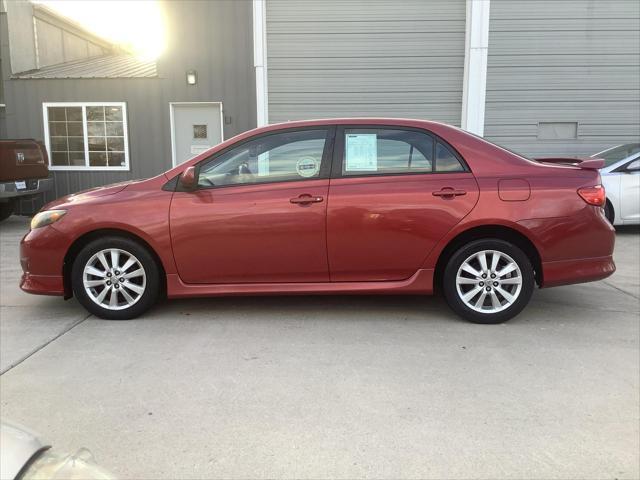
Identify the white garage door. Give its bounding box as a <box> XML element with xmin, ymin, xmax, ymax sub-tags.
<box><xmin>485</xmin><ymin>0</ymin><xmax>640</xmax><ymax>157</ymax></box>
<box><xmin>266</xmin><ymin>0</ymin><xmax>466</xmax><ymax>125</ymax></box>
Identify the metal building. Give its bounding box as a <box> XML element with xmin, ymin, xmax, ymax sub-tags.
<box><xmin>1</xmin><ymin>0</ymin><xmax>639</xmax><ymax>211</ymax></box>
<box><xmin>260</xmin><ymin>0</ymin><xmax>639</xmax><ymax>156</ymax></box>
<box><xmin>0</xmin><ymin>0</ymin><xmax>255</xmax><ymax>211</ymax></box>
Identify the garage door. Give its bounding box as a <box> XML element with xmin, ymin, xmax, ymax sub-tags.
<box><xmin>485</xmin><ymin>0</ymin><xmax>640</xmax><ymax>157</ymax></box>
<box><xmin>266</xmin><ymin>0</ymin><xmax>466</xmax><ymax>125</ymax></box>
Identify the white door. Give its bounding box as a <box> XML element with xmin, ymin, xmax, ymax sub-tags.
<box><xmin>171</xmin><ymin>103</ymin><xmax>223</xmax><ymax>165</ymax></box>
<box><xmin>620</xmin><ymin>158</ymin><xmax>640</xmax><ymax>222</ymax></box>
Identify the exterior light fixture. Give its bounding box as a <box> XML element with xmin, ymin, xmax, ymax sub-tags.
<box><xmin>186</xmin><ymin>70</ymin><xmax>197</xmax><ymax>85</ymax></box>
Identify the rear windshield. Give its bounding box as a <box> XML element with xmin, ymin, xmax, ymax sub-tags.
<box><xmin>461</xmin><ymin>129</ymin><xmax>533</xmax><ymax>161</ymax></box>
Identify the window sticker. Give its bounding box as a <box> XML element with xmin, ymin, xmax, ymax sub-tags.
<box><xmin>257</xmin><ymin>151</ymin><xmax>269</xmax><ymax>176</ymax></box>
<box><xmin>296</xmin><ymin>156</ymin><xmax>320</xmax><ymax>178</ymax></box>
<box><xmin>345</xmin><ymin>134</ymin><xmax>377</xmax><ymax>171</ymax></box>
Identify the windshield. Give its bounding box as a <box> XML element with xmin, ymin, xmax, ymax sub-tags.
<box><xmin>592</xmin><ymin>143</ymin><xmax>640</xmax><ymax>167</ymax></box>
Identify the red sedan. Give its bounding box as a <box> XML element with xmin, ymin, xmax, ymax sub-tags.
<box><xmin>20</xmin><ymin>119</ymin><xmax>615</xmax><ymax>323</ymax></box>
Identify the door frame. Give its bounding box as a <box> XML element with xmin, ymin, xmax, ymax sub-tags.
<box><xmin>169</xmin><ymin>101</ymin><xmax>224</xmax><ymax>167</ymax></box>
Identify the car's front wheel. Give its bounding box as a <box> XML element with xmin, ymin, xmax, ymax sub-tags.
<box><xmin>443</xmin><ymin>239</ymin><xmax>535</xmax><ymax>324</ymax></box>
<box><xmin>72</xmin><ymin>236</ymin><xmax>160</xmax><ymax>320</ymax></box>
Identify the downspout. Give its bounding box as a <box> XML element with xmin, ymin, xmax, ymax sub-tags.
<box><xmin>253</xmin><ymin>0</ymin><xmax>269</xmax><ymax>127</ymax></box>
<box><xmin>461</xmin><ymin>0</ymin><xmax>490</xmax><ymax>136</ymax></box>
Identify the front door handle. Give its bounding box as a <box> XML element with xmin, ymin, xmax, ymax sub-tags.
<box><xmin>433</xmin><ymin>188</ymin><xmax>467</xmax><ymax>198</ymax></box>
<box><xmin>290</xmin><ymin>194</ymin><xmax>324</xmax><ymax>205</ymax></box>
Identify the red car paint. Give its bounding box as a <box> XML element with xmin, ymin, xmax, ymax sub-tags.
<box><xmin>20</xmin><ymin>118</ymin><xmax>615</xmax><ymax>299</ymax></box>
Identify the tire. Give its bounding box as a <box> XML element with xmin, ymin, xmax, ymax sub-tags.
<box><xmin>604</xmin><ymin>201</ymin><xmax>615</xmax><ymax>225</ymax></box>
<box><xmin>0</xmin><ymin>200</ymin><xmax>14</xmax><ymax>222</ymax></box>
<box><xmin>71</xmin><ymin>236</ymin><xmax>160</xmax><ymax>320</ymax></box>
<box><xmin>443</xmin><ymin>239</ymin><xmax>535</xmax><ymax>324</ymax></box>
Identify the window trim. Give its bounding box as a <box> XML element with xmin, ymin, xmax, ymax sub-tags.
<box><xmin>178</xmin><ymin>125</ymin><xmax>336</xmax><ymax>192</ymax></box>
<box><xmin>42</xmin><ymin>101</ymin><xmax>130</xmax><ymax>171</ymax></box>
<box><xmin>331</xmin><ymin>125</ymin><xmax>470</xmax><ymax>179</ymax></box>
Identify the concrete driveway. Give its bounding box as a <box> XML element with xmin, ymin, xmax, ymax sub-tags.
<box><xmin>1</xmin><ymin>215</ymin><xmax>638</xmax><ymax>480</ymax></box>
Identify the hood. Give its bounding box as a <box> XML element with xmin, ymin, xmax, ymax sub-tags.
<box><xmin>42</xmin><ymin>180</ymin><xmax>140</xmax><ymax>210</ymax></box>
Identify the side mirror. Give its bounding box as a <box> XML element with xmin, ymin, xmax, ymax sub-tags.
<box><xmin>180</xmin><ymin>166</ymin><xmax>197</xmax><ymax>190</ymax></box>
<box><xmin>625</xmin><ymin>159</ymin><xmax>640</xmax><ymax>173</ymax></box>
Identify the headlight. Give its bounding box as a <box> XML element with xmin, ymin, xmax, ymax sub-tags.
<box><xmin>31</xmin><ymin>209</ymin><xmax>67</xmax><ymax>229</ymax></box>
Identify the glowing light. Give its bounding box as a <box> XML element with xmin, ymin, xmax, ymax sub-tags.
<box><xmin>35</xmin><ymin>0</ymin><xmax>166</xmax><ymax>61</ymax></box>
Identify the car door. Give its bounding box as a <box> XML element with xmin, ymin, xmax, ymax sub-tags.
<box><xmin>619</xmin><ymin>157</ymin><xmax>640</xmax><ymax>222</ymax></box>
<box><xmin>170</xmin><ymin>127</ymin><xmax>334</xmax><ymax>284</ymax></box>
<box><xmin>327</xmin><ymin>126</ymin><xmax>479</xmax><ymax>282</ymax></box>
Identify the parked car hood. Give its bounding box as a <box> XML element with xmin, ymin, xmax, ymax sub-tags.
<box><xmin>42</xmin><ymin>180</ymin><xmax>139</xmax><ymax>210</ymax></box>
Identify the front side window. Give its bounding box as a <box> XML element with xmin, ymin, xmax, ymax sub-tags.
<box><xmin>198</xmin><ymin>129</ymin><xmax>328</xmax><ymax>188</ymax></box>
<box><xmin>43</xmin><ymin>102</ymin><xmax>129</xmax><ymax>170</ymax></box>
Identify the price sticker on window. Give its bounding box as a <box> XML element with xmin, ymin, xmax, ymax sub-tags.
<box><xmin>345</xmin><ymin>134</ymin><xmax>377</xmax><ymax>171</ymax></box>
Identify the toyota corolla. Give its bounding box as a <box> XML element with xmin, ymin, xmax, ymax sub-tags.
<box><xmin>20</xmin><ymin>119</ymin><xmax>616</xmax><ymax>323</ymax></box>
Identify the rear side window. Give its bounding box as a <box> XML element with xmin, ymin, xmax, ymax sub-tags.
<box><xmin>435</xmin><ymin>142</ymin><xmax>465</xmax><ymax>172</ymax></box>
<box><xmin>342</xmin><ymin>129</ymin><xmax>433</xmax><ymax>176</ymax></box>
<box><xmin>341</xmin><ymin>128</ymin><xmax>466</xmax><ymax>176</ymax></box>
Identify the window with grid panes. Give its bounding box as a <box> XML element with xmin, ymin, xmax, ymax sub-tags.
<box><xmin>44</xmin><ymin>103</ymin><xmax>129</xmax><ymax>170</ymax></box>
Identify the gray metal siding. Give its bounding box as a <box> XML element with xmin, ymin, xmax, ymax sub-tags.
<box><xmin>266</xmin><ymin>0</ymin><xmax>466</xmax><ymax>124</ymax></box>
<box><xmin>485</xmin><ymin>0</ymin><xmax>640</xmax><ymax>157</ymax></box>
<box><xmin>1</xmin><ymin>0</ymin><xmax>256</xmax><ymax>211</ymax></box>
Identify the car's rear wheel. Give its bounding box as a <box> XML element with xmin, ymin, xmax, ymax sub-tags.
<box><xmin>71</xmin><ymin>236</ymin><xmax>160</xmax><ymax>320</ymax></box>
<box><xmin>443</xmin><ymin>239</ymin><xmax>535</xmax><ymax>324</ymax></box>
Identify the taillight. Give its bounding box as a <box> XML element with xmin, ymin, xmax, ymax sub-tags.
<box><xmin>577</xmin><ymin>185</ymin><xmax>606</xmax><ymax>206</ymax></box>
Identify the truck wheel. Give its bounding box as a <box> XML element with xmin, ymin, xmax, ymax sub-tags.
<box><xmin>0</xmin><ymin>201</ymin><xmax>14</xmax><ymax>222</ymax></box>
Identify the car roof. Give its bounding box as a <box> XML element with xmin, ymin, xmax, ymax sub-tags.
<box><xmin>255</xmin><ymin>117</ymin><xmax>451</xmax><ymax>131</ymax></box>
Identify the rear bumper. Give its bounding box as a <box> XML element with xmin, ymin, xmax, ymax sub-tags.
<box><xmin>0</xmin><ymin>177</ymin><xmax>53</xmax><ymax>199</ymax></box>
<box><xmin>541</xmin><ymin>255</ymin><xmax>616</xmax><ymax>288</ymax></box>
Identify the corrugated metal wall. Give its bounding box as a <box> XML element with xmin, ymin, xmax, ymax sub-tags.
<box><xmin>485</xmin><ymin>0</ymin><xmax>640</xmax><ymax>157</ymax></box>
<box><xmin>266</xmin><ymin>0</ymin><xmax>466</xmax><ymax>125</ymax></box>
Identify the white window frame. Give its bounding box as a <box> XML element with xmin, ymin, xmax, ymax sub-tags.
<box><xmin>42</xmin><ymin>101</ymin><xmax>130</xmax><ymax>171</ymax></box>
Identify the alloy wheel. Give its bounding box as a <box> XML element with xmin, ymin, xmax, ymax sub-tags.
<box><xmin>455</xmin><ymin>249</ymin><xmax>523</xmax><ymax>314</ymax></box>
<box><xmin>82</xmin><ymin>248</ymin><xmax>147</xmax><ymax>310</ymax></box>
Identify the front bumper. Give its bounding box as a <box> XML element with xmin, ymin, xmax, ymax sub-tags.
<box><xmin>19</xmin><ymin>225</ymin><xmax>69</xmax><ymax>297</ymax></box>
<box><xmin>0</xmin><ymin>177</ymin><xmax>53</xmax><ymax>199</ymax></box>
<box><xmin>20</xmin><ymin>272</ymin><xmax>65</xmax><ymax>296</ymax></box>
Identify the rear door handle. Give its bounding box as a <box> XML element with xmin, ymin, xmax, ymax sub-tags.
<box><xmin>290</xmin><ymin>194</ymin><xmax>324</xmax><ymax>205</ymax></box>
<box><xmin>433</xmin><ymin>188</ymin><xmax>467</xmax><ymax>198</ymax></box>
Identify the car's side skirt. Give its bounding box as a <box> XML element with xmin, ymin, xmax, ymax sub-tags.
<box><xmin>166</xmin><ymin>269</ymin><xmax>435</xmax><ymax>298</ymax></box>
